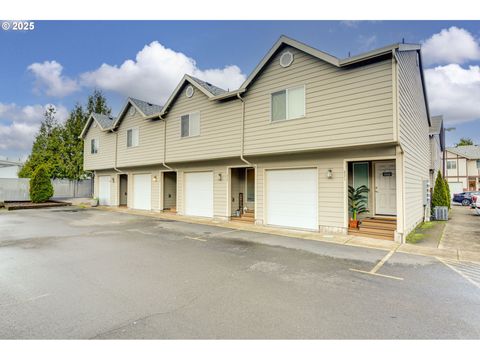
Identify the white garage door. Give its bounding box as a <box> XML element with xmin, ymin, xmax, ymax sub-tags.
<box><xmin>448</xmin><ymin>182</ymin><xmax>464</xmax><ymax>198</ymax></box>
<box><xmin>184</xmin><ymin>171</ymin><xmax>213</xmax><ymax>217</ymax></box>
<box><xmin>98</xmin><ymin>175</ymin><xmax>111</xmax><ymax>206</ymax></box>
<box><xmin>266</xmin><ymin>168</ymin><xmax>318</xmax><ymax>230</ymax></box>
<box><xmin>133</xmin><ymin>174</ymin><xmax>151</xmax><ymax>210</ymax></box>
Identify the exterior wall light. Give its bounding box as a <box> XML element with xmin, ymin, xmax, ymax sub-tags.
<box><xmin>218</xmin><ymin>173</ymin><xmax>222</xmax><ymax>181</ymax></box>
<box><xmin>111</xmin><ymin>177</ymin><xmax>115</xmax><ymax>183</ymax></box>
<box><xmin>326</xmin><ymin>169</ymin><xmax>333</xmax><ymax>179</ymax></box>
<box><xmin>153</xmin><ymin>176</ymin><xmax>158</xmax><ymax>182</ymax></box>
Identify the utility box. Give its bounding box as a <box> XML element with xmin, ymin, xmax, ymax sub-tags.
<box><xmin>434</xmin><ymin>206</ymin><xmax>449</xmax><ymax>221</ymax></box>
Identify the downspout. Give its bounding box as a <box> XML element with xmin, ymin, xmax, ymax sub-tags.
<box><xmin>161</xmin><ymin>116</ymin><xmax>174</xmax><ymax>171</ymax></box>
<box><xmin>113</xmin><ymin>130</ymin><xmax>122</xmax><ymax>173</ymax></box>
<box><xmin>237</xmin><ymin>93</ymin><xmax>253</xmax><ymax>166</ymax></box>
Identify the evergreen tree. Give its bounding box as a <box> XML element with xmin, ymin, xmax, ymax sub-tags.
<box><xmin>431</xmin><ymin>171</ymin><xmax>448</xmax><ymax>208</ymax></box>
<box><xmin>444</xmin><ymin>178</ymin><xmax>451</xmax><ymax>209</ymax></box>
<box><xmin>29</xmin><ymin>165</ymin><xmax>53</xmax><ymax>203</ymax></box>
<box><xmin>19</xmin><ymin>90</ymin><xmax>111</xmax><ymax>180</ymax></box>
<box><xmin>456</xmin><ymin>138</ymin><xmax>474</xmax><ymax>146</ymax></box>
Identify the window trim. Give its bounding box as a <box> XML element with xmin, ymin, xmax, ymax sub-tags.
<box><xmin>447</xmin><ymin>160</ymin><xmax>457</xmax><ymax>170</ymax></box>
<box><xmin>269</xmin><ymin>84</ymin><xmax>306</xmax><ymax>123</ymax></box>
<box><xmin>90</xmin><ymin>138</ymin><xmax>99</xmax><ymax>154</ymax></box>
<box><xmin>126</xmin><ymin>127</ymin><xmax>139</xmax><ymax>148</ymax></box>
<box><xmin>180</xmin><ymin>111</ymin><xmax>201</xmax><ymax>138</ymax></box>
<box><xmin>476</xmin><ymin>159</ymin><xmax>480</xmax><ymax>169</ymax></box>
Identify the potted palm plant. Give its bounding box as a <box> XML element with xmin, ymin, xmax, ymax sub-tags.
<box><xmin>348</xmin><ymin>185</ymin><xmax>370</xmax><ymax>228</ymax></box>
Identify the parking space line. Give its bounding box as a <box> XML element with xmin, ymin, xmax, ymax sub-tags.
<box><xmin>437</xmin><ymin>257</ymin><xmax>480</xmax><ymax>289</ymax></box>
<box><xmin>349</xmin><ymin>247</ymin><xmax>403</xmax><ymax>281</ymax></box>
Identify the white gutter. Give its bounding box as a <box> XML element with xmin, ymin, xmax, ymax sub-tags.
<box><xmin>237</xmin><ymin>93</ymin><xmax>253</xmax><ymax>166</ymax></box>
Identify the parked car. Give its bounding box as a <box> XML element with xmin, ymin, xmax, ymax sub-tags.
<box><xmin>452</xmin><ymin>191</ymin><xmax>480</xmax><ymax>206</ymax></box>
<box><xmin>472</xmin><ymin>195</ymin><xmax>480</xmax><ymax>215</ymax></box>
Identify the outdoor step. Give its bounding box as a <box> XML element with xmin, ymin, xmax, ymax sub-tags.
<box><xmin>360</xmin><ymin>222</ymin><xmax>397</xmax><ymax>231</ymax></box>
<box><xmin>231</xmin><ymin>217</ymin><xmax>255</xmax><ymax>223</ymax></box>
<box><xmin>356</xmin><ymin>227</ymin><xmax>395</xmax><ymax>235</ymax></box>
<box><xmin>348</xmin><ymin>228</ymin><xmax>394</xmax><ymax>241</ymax></box>
<box><xmin>242</xmin><ymin>212</ymin><xmax>254</xmax><ymax>218</ymax></box>
<box><xmin>362</xmin><ymin>217</ymin><xmax>397</xmax><ymax>224</ymax></box>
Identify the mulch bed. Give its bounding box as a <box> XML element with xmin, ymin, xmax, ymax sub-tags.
<box><xmin>3</xmin><ymin>200</ymin><xmax>71</xmax><ymax>211</ymax></box>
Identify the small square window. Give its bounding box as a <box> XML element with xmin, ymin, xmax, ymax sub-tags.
<box><xmin>181</xmin><ymin>112</ymin><xmax>200</xmax><ymax>137</ymax></box>
<box><xmin>271</xmin><ymin>86</ymin><xmax>305</xmax><ymax>122</ymax></box>
<box><xmin>447</xmin><ymin>160</ymin><xmax>457</xmax><ymax>170</ymax></box>
<box><xmin>127</xmin><ymin>128</ymin><xmax>139</xmax><ymax>147</ymax></box>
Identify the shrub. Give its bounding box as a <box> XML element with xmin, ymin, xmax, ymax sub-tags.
<box><xmin>431</xmin><ymin>171</ymin><xmax>448</xmax><ymax>208</ymax></box>
<box><xmin>443</xmin><ymin>178</ymin><xmax>451</xmax><ymax>209</ymax></box>
<box><xmin>30</xmin><ymin>165</ymin><xmax>53</xmax><ymax>203</ymax></box>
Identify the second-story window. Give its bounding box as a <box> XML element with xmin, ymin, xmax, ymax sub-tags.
<box><xmin>127</xmin><ymin>128</ymin><xmax>139</xmax><ymax>148</ymax></box>
<box><xmin>91</xmin><ymin>138</ymin><xmax>98</xmax><ymax>154</ymax></box>
<box><xmin>181</xmin><ymin>112</ymin><xmax>200</xmax><ymax>138</ymax></box>
<box><xmin>477</xmin><ymin>160</ymin><xmax>480</xmax><ymax>169</ymax></box>
<box><xmin>271</xmin><ymin>85</ymin><xmax>305</xmax><ymax>122</ymax></box>
<box><xmin>447</xmin><ymin>160</ymin><xmax>457</xmax><ymax>170</ymax></box>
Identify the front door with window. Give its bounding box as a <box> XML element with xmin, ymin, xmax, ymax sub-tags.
<box><xmin>375</xmin><ymin>161</ymin><xmax>396</xmax><ymax>216</ymax></box>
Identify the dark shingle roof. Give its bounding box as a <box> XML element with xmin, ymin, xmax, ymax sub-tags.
<box><xmin>189</xmin><ymin>76</ymin><xmax>227</xmax><ymax>96</ymax></box>
<box><xmin>429</xmin><ymin>115</ymin><xmax>443</xmax><ymax>135</ymax></box>
<box><xmin>446</xmin><ymin>145</ymin><xmax>480</xmax><ymax>159</ymax></box>
<box><xmin>92</xmin><ymin>113</ymin><xmax>116</xmax><ymax>129</ymax></box>
<box><xmin>129</xmin><ymin>97</ymin><xmax>163</xmax><ymax>116</ymax></box>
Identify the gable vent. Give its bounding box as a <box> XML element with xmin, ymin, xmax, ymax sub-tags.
<box><xmin>186</xmin><ymin>85</ymin><xmax>194</xmax><ymax>98</ymax></box>
<box><xmin>279</xmin><ymin>51</ymin><xmax>294</xmax><ymax>68</ymax></box>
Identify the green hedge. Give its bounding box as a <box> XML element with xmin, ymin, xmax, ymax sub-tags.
<box><xmin>431</xmin><ymin>171</ymin><xmax>448</xmax><ymax>208</ymax></box>
<box><xmin>30</xmin><ymin>165</ymin><xmax>53</xmax><ymax>203</ymax></box>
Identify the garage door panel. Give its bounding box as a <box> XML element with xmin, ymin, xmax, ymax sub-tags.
<box><xmin>133</xmin><ymin>174</ymin><xmax>151</xmax><ymax>210</ymax></box>
<box><xmin>266</xmin><ymin>168</ymin><xmax>317</xmax><ymax>230</ymax></box>
<box><xmin>99</xmin><ymin>176</ymin><xmax>111</xmax><ymax>206</ymax></box>
<box><xmin>184</xmin><ymin>172</ymin><xmax>213</xmax><ymax>217</ymax></box>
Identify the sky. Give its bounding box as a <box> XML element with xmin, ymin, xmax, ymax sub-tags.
<box><xmin>1</xmin><ymin>20</ymin><xmax>480</xmax><ymax>160</ymax></box>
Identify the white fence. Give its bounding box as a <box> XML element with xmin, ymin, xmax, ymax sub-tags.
<box><xmin>0</xmin><ymin>178</ymin><xmax>93</xmax><ymax>201</ymax></box>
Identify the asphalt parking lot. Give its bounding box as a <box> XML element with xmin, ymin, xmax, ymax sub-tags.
<box><xmin>0</xmin><ymin>207</ymin><xmax>479</xmax><ymax>339</ymax></box>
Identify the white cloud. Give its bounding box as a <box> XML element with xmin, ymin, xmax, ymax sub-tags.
<box><xmin>80</xmin><ymin>41</ymin><xmax>246</xmax><ymax>104</ymax></box>
<box><xmin>425</xmin><ymin>64</ymin><xmax>480</xmax><ymax>123</ymax></box>
<box><xmin>422</xmin><ymin>27</ymin><xmax>480</xmax><ymax>65</ymax></box>
<box><xmin>0</xmin><ymin>103</ymin><xmax>68</xmax><ymax>152</ymax></box>
<box><xmin>28</xmin><ymin>60</ymin><xmax>79</xmax><ymax>97</ymax></box>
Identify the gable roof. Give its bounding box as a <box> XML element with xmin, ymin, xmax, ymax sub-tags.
<box><xmin>149</xmin><ymin>74</ymin><xmax>226</xmax><ymax>118</ymax></box>
<box><xmin>112</xmin><ymin>97</ymin><xmax>163</xmax><ymax>128</ymax></box>
<box><xmin>211</xmin><ymin>35</ymin><xmax>421</xmax><ymax>101</ymax></box>
<box><xmin>80</xmin><ymin>113</ymin><xmax>116</xmax><ymax>139</ymax></box>
<box><xmin>446</xmin><ymin>145</ymin><xmax>480</xmax><ymax>160</ymax></box>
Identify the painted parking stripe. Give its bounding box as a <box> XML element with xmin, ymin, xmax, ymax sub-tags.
<box><xmin>350</xmin><ymin>248</ymin><xmax>403</xmax><ymax>281</ymax></box>
<box><xmin>437</xmin><ymin>258</ymin><xmax>480</xmax><ymax>289</ymax></box>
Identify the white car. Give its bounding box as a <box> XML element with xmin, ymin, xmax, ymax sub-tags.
<box><xmin>473</xmin><ymin>195</ymin><xmax>480</xmax><ymax>215</ymax></box>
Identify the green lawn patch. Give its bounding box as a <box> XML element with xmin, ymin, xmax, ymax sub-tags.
<box><xmin>406</xmin><ymin>220</ymin><xmax>446</xmax><ymax>247</ymax></box>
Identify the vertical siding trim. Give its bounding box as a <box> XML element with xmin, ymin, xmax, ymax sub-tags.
<box><xmin>392</xmin><ymin>52</ymin><xmax>399</xmax><ymax>143</ymax></box>
<box><xmin>395</xmin><ymin>145</ymin><xmax>405</xmax><ymax>242</ymax></box>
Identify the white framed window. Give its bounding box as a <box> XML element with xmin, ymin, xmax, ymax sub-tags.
<box><xmin>181</xmin><ymin>112</ymin><xmax>200</xmax><ymax>138</ymax></box>
<box><xmin>127</xmin><ymin>128</ymin><xmax>139</xmax><ymax>148</ymax></box>
<box><xmin>91</xmin><ymin>138</ymin><xmax>98</xmax><ymax>154</ymax></box>
<box><xmin>271</xmin><ymin>85</ymin><xmax>305</xmax><ymax>122</ymax></box>
<box><xmin>477</xmin><ymin>160</ymin><xmax>480</xmax><ymax>169</ymax></box>
<box><xmin>447</xmin><ymin>160</ymin><xmax>457</xmax><ymax>170</ymax></box>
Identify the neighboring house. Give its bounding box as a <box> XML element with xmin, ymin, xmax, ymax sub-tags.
<box><xmin>429</xmin><ymin>115</ymin><xmax>445</xmax><ymax>186</ymax></box>
<box><xmin>445</xmin><ymin>145</ymin><xmax>480</xmax><ymax>195</ymax></box>
<box><xmin>81</xmin><ymin>36</ymin><xmax>432</xmax><ymax>242</ymax></box>
<box><xmin>0</xmin><ymin>158</ymin><xmax>23</xmax><ymax>178</ymax></box>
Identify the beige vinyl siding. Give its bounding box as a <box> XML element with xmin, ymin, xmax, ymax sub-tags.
<box><xmin>94</xmin><ymin>170</ymin><xmax>117</xmax><ymax>206</ymax></box>
<box><xmin>164</xmin><ymin>85</ymin><xmax>242</xmax><ymax>162</ymax></box>
<box><xmin>397</xmin><ymin>51</ymin><xmax>430</xmax><ymax>235</ymax></box>
<box><xmin>254</xmin><ymin>146</ymin><xmax>396</xmax><ymax>232</ymax></box>
<box><xmin>116</xmin><ymin>104</ymin><xmax>164</xmax><ymax>167</ymax></box>
<box><xmin>467</xmin><ymin>159</ymin><xmax>480</xmax><ymax>176</ymax></box>
<box><xmin>84</xmin><ymin>124</ymin><xmax>115</xmax><ymax>171</ymax></box>
<box><xmin>243</xmin><ymin>46</ymin><xmax>394</xmax><ymax>155</ymax></box>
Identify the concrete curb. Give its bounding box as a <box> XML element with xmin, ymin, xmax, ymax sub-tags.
<box><xmin>93</xmin><ymin>206</ymin><xmax>480</xmax><ymax>264</ymax></box>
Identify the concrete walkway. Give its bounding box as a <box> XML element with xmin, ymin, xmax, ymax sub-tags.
<box><xmin>96</xmin><ymin>206</ymin><xmax>480</xmax><ymax>263</ymax></box>
<box><xmin>440</xmin><ymin>205</ymin><xmax>480</xmax><ymax>255</ymax></box>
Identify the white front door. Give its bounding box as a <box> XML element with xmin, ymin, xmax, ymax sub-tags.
<box><xmin>133</xmin><ymin>174</ymin><xmax>151</xmax><ymax>210</ymax></box>
<box><xmin>98</xmin><ymin>176</ymin><xmax>111</xmax><ymax>206</ymax></box>
<box><xmin>375</xmin><ymin>161</ymin><xmax>396</xmax><ymax>216</ymax></box>
<box><xmin>266</xmin><ymin>168</ymin><xmax>318</xmax><ymax>230</ymax></box>
<box><xmin>184</xmin><ymin>171</ymin><xmax>214</xmax><ymax>217</ymax></box>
